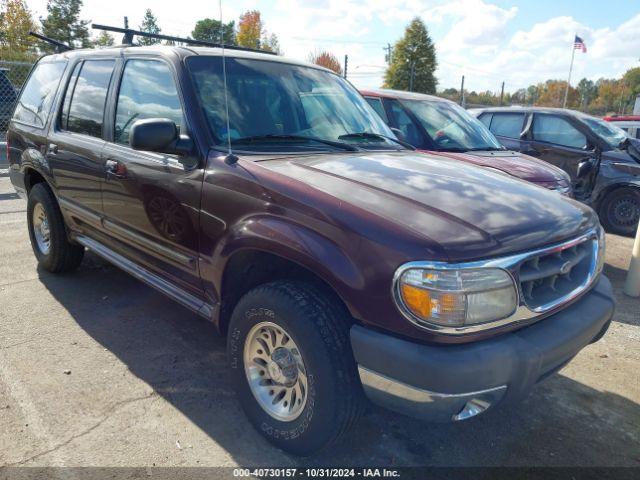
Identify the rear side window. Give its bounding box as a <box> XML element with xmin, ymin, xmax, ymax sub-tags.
<box><xmin>532</xmin><ymin>114</ymin><xmax>586</xmax><ymax>149</ymax></box>
<box><xmin>115</xmin><ymin>59</ymin><xmax>185</xmax><ymax>145</ymax></box>
<box><xmin>63</xmin><ymin>59</ymin><xmax>115</xmax><ymax>138</ymax></box>
<box><xmin>364</xmin><ymin>97</ymin><xmax>387</xmax><ymax>122</ymax></box>
<box><xmin>489</xmin><ymin>113</ymin><xmax>525</xmax><ymax>139</ymax></box>
<box><xmin>13</xmin><ymin>61</ymin><xmax>66</xmax><ymax>128</ymax></box>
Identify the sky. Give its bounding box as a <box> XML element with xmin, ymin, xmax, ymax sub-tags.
<box><xmin>26</xmin><ymin>0</ymin><xmax>640</xmax><ymax>94</ymax></box>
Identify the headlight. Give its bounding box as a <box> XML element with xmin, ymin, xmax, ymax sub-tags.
<box><xmin>395</xmin><ymin>267</ymin><xmax>518</xmax><ymax>328</ymax></box>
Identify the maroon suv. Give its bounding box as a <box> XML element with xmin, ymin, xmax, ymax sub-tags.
<box><xmin>361</xmin><ymin>89</ymin><xmax>573</xmax><ymax>195</ymax></box>
<box><xmin>7</xmin><ymin>44</ymin><xmax>613</xmax><ymax>455</ymax></box>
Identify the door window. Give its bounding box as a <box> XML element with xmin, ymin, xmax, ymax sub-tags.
<box><xmin>364</xmin><ymin>97</ymin><xmax>388</xmax><ymax>122</ymax></box>
<box><xmin>115</xmin><ymin>59</ymin><xmax>185</xmax><ymax>145</ymax></box>
<box><xmin>532</xmin><ymin>115</ymin><xmax>587</xmax><ymax>149</ymax></box>
<box><xmin>387</xmin><ymin>99</ymin><xmax>423</xmax><ymax>146</ymax></box>
<box><xmin>488</xmin><ymin>113</ymin><xmax>525</xmax><ymax>139</ymax></box>
<box><xmin>63</xmin><ymin>60</ymin><xmax>115</xmax><ymax>138</ymax></box>
<box><xmin>477</xmin><ymin>113</ymin><xmax>492</xmax><ymax>128</ymax></box>
<box><xmin>13</xmin><ymin>61</ymin><xmax>67</xmax><ymax>128</ymax></box>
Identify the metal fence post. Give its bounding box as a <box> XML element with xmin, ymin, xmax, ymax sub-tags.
<box><xmin>624</xmin><ymin>222</ymin><xmax>640</xmax><ymax>297</ymax></box>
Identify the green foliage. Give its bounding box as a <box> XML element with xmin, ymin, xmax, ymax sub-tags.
<box><xmin>40</xmin><ymin>0</ymin><xmax>91</xmax><ymax>51</ymax></box>
<box><xmin>138</xmin><ymin>8</ymin><xmax>161</xmax><ymax>46</ymax></box>
<box><xmin>384</xmin><ymin>17</ymin><xmax>437</xmax><ymax>94</ymax></box>
<box><xmin>0</xmin><ymin>0</ymin><xmax>39</xmax><ymax>61</ymax></box>
<box><xmin>192</xmin><ymin>18</ymin><xmax>236</xmax><ymax>45</ymax></box>
<box><xmin>94</xmin><ymin>30</ymin><xmax>114</xmax><ymax>47</ymax></box>
<box><xmin>236</xmin><ymin>10</ymin><xmax>282</xmax><ymax>54</ymax></box>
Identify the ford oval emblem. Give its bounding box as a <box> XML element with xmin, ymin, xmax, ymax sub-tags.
<box><xmin>560</xmin><ymin>261</ymin><xmax>572</xmax><ymax>275</ymax></box>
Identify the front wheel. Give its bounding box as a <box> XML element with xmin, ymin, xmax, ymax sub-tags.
<box><xmin>599</xmin><ymin>187</ymin><xmax>640</xmax><ymax>236</ymax></box>
<box><xmin>227</xmin><ymin>281</ymin><xmax>364</xmax><ymax>455</ymax></box>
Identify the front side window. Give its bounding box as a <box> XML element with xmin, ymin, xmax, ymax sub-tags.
<box><xmin>187</xmin><ymin>56</ymin><xmax>396</xmax><ymax>152</ymax></box>
<box><xmin>115</xmin><ymin>59</ymin><xmax>185</xmax><ymax>145</ymax></box>
<box><xmin>63</xmin><ymin>60</ymin><xmax>115</xmax><ymax>138</ymax></box>
<box><xmin>488</xmin><ymin>113</ymin><xmax>525</xmax><ymax>139</ymax></box>
<box><xmin>13</xmin><ymin>61</ymin><xmax>66</xmax><ymax>128</ymax></box>
<box><xmin>580</xmin><ymin>115</ymin><xmax>627</xmax><ymax>149</ymax></box>
<box><xmin>386</xmin><ymin>100</ymin><xmax>424</xmax><ymax>147</ymax></box>
<box><xmin>532</xmin><ymin>115</ymin><xmax>586</xmax><ymax>149</ymax></box>
<box><xmin>364</xmin><ymin>97</ymin><xmax>388</xmax><ymax>122</ymax></box>
<box><xmin>401</xmin><ymin>100</ymin><xmax>503</xmax><ymax>152</ymax></box>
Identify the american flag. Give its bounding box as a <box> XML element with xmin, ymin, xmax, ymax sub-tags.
<box><xmin>574</xmin><ymin>35</ymin><xmax>587</xmax><ymax>53</ymax></box>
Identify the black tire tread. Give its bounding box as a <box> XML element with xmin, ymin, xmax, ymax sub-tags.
<box><xmin>599</xmin><ymin>187</ymin><xmax>640</xmax><ymax>237</ymax></box>
<box><xmin>27</xmin><ymin>183</ymin><xmax>84</xmax><ymax>273</ymax></box>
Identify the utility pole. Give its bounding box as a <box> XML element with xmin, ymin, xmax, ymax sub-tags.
<box><xmin>384</xmin><ymin>43</ymin><xmax>393</xmax><ymax>65</ymax></box>
<box><xmin>344</xmin><ymin>54</ymin><xmax>348</xmax><ymax>79</ymax></box>
<box><xmin>460</xmin><ymin>75</ymin><xmax>465</xmax><ymax>106</ymax></box>
<box><xmin>409</xmin><ymin>61</ymin><xmax>415</xmax><ymax>92</ymax></box>
<box><xmin>500</xmin><ymin>81</ymin><xmax>505</xmax><ymax>106</ymax></box>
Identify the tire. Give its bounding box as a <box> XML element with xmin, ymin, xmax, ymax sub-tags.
<box><xmin>27</xmin><ymin>183</ymin><xmax>85</xmax><ymax>273</ymax></box>
<box><xmin>227</xmin><ymin>281</ymin><xmax>364</xmax><ymax>455</ymax></box>
<box><xmin>599</xmin><ymin>187</ymin><xmax>640</xmax><ymax>236</ymax></box>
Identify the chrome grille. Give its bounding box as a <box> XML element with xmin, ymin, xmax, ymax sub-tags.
<box><xmin>518</xmin><ymin>236</ymin><xmax>597</xmax><ymax>311</ymax></box>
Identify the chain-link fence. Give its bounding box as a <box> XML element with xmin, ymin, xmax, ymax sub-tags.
<box><xmin>0</xmin><ymin>60</ymin><xmax>34</xmax><ymax>142</ymax></box>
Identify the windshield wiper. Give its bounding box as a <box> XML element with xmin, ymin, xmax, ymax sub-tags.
<box><xmin>338</xmin><ymin>132</ymin><xmax>415</xmax><ymax>150</ymax></box>
<box><xmin>230</xmin><ymin>134</ymin><xmax>358</xmax><ymax>152</ymax></box>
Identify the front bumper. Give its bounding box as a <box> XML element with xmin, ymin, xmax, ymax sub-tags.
<box><xmin>351</xmin><ymin>275</ymin><xmax>615</xmax><ymax>422</ymax></box>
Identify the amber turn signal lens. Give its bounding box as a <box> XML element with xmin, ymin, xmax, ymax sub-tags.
<box><xmin>400</xmin><ymin>283</ymin><xmax>431</xmax><ymax>319</ymax></box>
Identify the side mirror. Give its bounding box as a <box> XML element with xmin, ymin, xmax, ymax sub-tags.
<box><xmin>130</xmin><ymin>118</ymin><xmax>193</xmax><ymax>156</ymax></box>
<box><xmin>577</xmin><ymin>158</ymin><xmax>594</xmax><ymax>179</ymax></box>
<box><xmin>390</xmin><ymin>127</ymin><xmax>406</xmax><ymax>142</ymax></box>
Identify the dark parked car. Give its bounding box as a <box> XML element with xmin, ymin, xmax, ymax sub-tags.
<box><xmin>472</xmin><ymin>106</ymin><xmax>640</xmax><ymax>236</ymax></box>
<box><xmin>361</xmin><ymin>89</ymin><xmax>573</xmax><ymax>195</ymax></box>
<box><xmin>0</xmin><ymin>68</ymin><xmax>18</xmax><ymax>135</ymax></box>
<box><xmin>7</xmin><ymin>45</ymin><xmax>614</xmax><ymax>455</ymax></box>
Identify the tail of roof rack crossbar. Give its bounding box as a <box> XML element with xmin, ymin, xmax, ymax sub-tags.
<box><xmin>91</xmin><ymin>24</ymin><xmax>277</xmax><ymax>55</ymax></box>
<box><xmin>28</xmin><ymin>32</ymin><xmax>73</xmax><ymax>53</ymax></box>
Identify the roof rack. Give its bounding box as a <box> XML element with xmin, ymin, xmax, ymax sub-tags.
<box><xmin>91</xmin><ymin>24</ymin><xmax>277</xmax><ymax>55</ymax></box>
<box><xmin>29</xmin><ymin>31</ymin><xmax>73</xmax><ymax>53</ymax></box>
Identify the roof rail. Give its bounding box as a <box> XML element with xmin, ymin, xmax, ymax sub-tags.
<box><xmin>29</xmin><ymin>31</ymin><xmax>73</xmax><ymax>53</ymax></box>
<box><xmin>91</xmin><ymin>24</ymin><xmax>277</xmax><ymax>55</ymax></box>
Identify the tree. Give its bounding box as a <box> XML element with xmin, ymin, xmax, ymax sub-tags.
<box><xmin>511</xmin><ymin>88</ymin><xmax>527</xmax><ymax>104</ymax></box>
<box><xmin>138</xmin><ymin>8</ymin><xmax>161</xmax><ymax>45</ymax></box>
<box><xmin>40</xmin><ymin>0</ymin><xmax>91</xmax><ymax>50</ymax></box>
<box><xmin>537</xmin><ymin>80</ymin><xmax>579</xmax><ymax>108</ymax></box>
<box><xmin>383</xmin><ymin>17</ymin><xmax>437</xmax><ymax>93</ymax></box>
<box><xmin>307</xmin><ymin>50</ymin><xmax>342</xmax><ymax>74</ymax></box>
<box><xmin>192</xmin><ymin>18</ymin><xmax>236</xmax><ymax>45</ymax></box>
<box><xmin>236</xmin><ymin>10</ymin><xmax>281</xmax><ymax>53</ymax></box>
<box><xmin>0</xmin><ymin>0</ymin><xmax>38</xmax><ymax>60</ymax></box>
<box><xmin>94</xmin><ymin>30</ymin><xmax>114</xmax><ymax>47</ymax></box>
<box><xmin>576</xmin><ymin>78</ymin><xmax>597</xmax><ymax>110</ymax></box>
<box><xmin>237</xmin><ymin>10</ymin><xmax>262</xmax><ymax>49</ymax></box>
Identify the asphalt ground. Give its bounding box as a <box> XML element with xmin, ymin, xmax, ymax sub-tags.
<box><xmin>0</xmin><ymin>174</ymin><xmax>638</xmax><ymax>468</ymax></box>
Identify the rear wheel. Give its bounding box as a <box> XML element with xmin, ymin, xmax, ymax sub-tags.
<box><xmin>599</xmin><ymin>187</ymin><xmax>640</xmax><ymax>236</ymax></box>
<box><xmin>27</xmin><ymin>183</ymin><xmax>84</xmax><ymax>273</ymax></box>
<box><xmin>227</xmin><ymin>281</ymin><xmax>364</xmax><ymax>455</ymax></box>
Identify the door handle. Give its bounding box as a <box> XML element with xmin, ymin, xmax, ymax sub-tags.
<box><xmin>47</xmin><ymin>143</ymin><xmax>58</xmax><ymax>155</ymax></box>
<box><xmin>105</xmin><ymin>159</ymin><xmax>127</xmax><ymax>178</ymax></box>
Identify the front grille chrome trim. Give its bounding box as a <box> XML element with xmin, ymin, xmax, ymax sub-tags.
<box><xmin>392</xmin><ymin>228</ymin><xmax>602</xmax><ymax>335</ymax></box>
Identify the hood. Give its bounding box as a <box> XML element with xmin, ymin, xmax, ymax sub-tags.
<box><xmin>603</xmin><ymin>139</ymin><xmax>640</xmax><ymax>163</ymax></box>
<box><xmin>250</xmin><ymin>151</ymin><xmax>597</xmax><ymax>261</ymax></box>
<box><xmin>424</xmin><ymin>150</ymin><xmax>570</xmax><ymax>186</ymax></box>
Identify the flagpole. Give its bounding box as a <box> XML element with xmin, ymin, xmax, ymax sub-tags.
<box><xmin>563</xmin><ymin>35</ymin><xmax>576</xmax><ymax>108</ymax></box>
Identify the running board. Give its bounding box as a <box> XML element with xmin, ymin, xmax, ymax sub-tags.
<box><xmin>74</xmin><ymin>235</ymin><xmax>216</xmax><ymax>321</ymax></box>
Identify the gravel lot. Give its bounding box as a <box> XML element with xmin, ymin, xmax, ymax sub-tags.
<box><xmin>0</xmin><ymin>174</ymin><xmax>638</xmax><ymax>468</ymax></box>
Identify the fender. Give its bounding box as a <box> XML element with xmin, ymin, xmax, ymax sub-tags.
<box><xmin>11</xmin><ymin>144</ymin><xmax>56</xmax><ymax>197</ymax></box>
<box><xmin>591</xmin><ymin>161</ymin><xmax>640</xmax><ymax>208</ymax></box>
<box><xmin>200</xmin><ymin>213</ymin><xmax>367</xmax><ymax>323</ymax></box>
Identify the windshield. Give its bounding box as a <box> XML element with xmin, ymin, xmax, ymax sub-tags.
<box><xmin>581</xmin><ymin>115</ymin><xmax>628</xmax><ymax>149</ymax></box>
<box><xmin>401</xmin><ymin>99</ymin><xmax>503</xmax><ymax>151</ymax></box>
<box><xmin>187</xmin><ymin>56</ymin><xmax>398</xmax><ymax>152</ymax></box>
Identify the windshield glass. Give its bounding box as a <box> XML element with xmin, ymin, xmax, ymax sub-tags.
<box><xmin>581</xmin><ymin>115</ymin><xmax>628</xmax><ymax>149</ymax></box>
<box><xmin>187</xmin><ymin>56</ymin><xmax>397</xmax><ymax>152</ymax></box>
<box><xmin>401</xmin><ymin>99</ymin><xmax>503</xmax><ymax>151</ymax></box>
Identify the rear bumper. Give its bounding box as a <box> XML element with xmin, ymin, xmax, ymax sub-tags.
<box><xmin>350</xmin><ymin>275</ymin><xmax>615</xmax><ymax>422</ymax></box>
